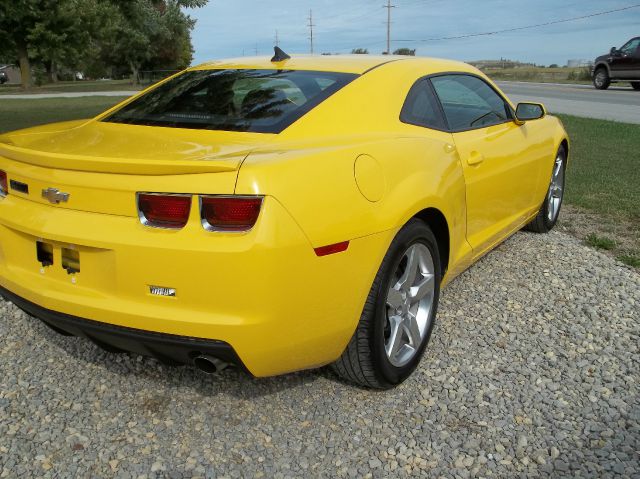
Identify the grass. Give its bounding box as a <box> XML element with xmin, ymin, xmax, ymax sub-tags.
<box><xmin>617</xmin><ymin>254</ymin><xmax>640</xmax><ymax>268</ymax></box>
<box><xmin>0</xmin><ymin>79</ymin><xmax>141</xmax><ymax>95</ymax></box>
<box><xmin>557</xmin><ymin>115</ymin><xmax>640</xmax><ymax>218</ymax></box>
<box><xmin>555</xmin><ymin>114</ymin><xmax>639</xmax><ymax>268</ymax></box>
<box><xmin>0</xmin><ymin>97</ymin><xmax>127</xmax><ymax>133</ymax></box>
<box><xmin>585</xmin><ymin>234</ymin><xmax>616</xmax><ymax>250</ymax></box>
<box><xmin>482</xmin><ymin>66</ymin><xmax>592</xmax><ymax>84</ymax></box>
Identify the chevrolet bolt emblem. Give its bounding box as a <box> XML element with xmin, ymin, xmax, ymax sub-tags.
<box><xmin>42</xmin><ymin>187</ymin><xmax>70</xmax><ymax>204</ymax></box>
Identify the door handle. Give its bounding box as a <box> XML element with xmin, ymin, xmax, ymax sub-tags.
<box><xmin>467</xmin><ymin>151</ymin><xmax>484</xmax><ymax>166</ymax></box>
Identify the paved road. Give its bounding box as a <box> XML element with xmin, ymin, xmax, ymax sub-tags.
<box><xmin>4</xmin><ymin>82</ymin><xmax>640</xmax><ymax>125</ymax></box>
<box><xmin>498</xmin><ymin>81</ymin><xmax>640</xmax><ymax>124</ymax></box>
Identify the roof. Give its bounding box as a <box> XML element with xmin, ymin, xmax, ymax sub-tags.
<box><xmin>190</xmin><ymin>54</ymin><xmax>474</xmax><ymax>75</ymax></box>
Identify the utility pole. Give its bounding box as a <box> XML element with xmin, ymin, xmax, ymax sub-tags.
<box><xmin>254</xmin><ymin>44</ymin><xmax>258</xmax><ymax>56</ymax></box>
<box><xmin>275</xmin><ymin>30</ymin><xmax>279</xmax><ymax>47</ymax></box>
<box><xmin>384</xmin><ymin>0</ymin><xmax>396</xmax><ymax>54</ymax></box>
<box><xmin>308</xmin><ymin>9</ymin><xmax>315</xmax><ymax>54</ymax></box>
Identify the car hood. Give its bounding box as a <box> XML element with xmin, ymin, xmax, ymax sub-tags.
<box><xmin>594</xmin><ymin>54</ymin><xmax>609</xmax><ymax>63</ymax></box>
<box><xmin>0</xmin><ymin>119</ymin><xmax>276</xmax><ymax>175</ymax></box>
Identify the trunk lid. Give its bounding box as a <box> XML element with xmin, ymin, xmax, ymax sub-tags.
<box><xmin>0</xmin><ymin>120</ymin><xmax>274</xmax><ymax>217</ymax></box>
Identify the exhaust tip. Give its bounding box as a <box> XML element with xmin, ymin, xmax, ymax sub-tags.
<box><xmin>193</xmin><ymin>355</ymin><xmax>228</xmax><ymax>374</ymax></box>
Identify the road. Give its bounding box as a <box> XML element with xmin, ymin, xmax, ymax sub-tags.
<box><xmin>498</xmin><ymin>81</ymin><xmax>640</xmax><ymax>124</ymax></box>
<box><xmin>3</xmin><ymin>81</ymin><xmax>640</xmax><ymax>125</ymax></box>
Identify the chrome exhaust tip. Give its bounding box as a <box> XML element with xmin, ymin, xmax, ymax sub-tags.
<box><xmin>193</xmin><ymin>355</ymin><xmax>228</xmax><ymax>374</ymax></box>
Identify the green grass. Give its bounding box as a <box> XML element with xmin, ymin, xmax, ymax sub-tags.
<box><xmin>585</xmin><ymin>234</ymin><xmax>617</xmax><ymax>250</ymax></box>
<box><xmin>0</xmin><ymin>79</ymin><xmax>140</xmax><ymax>95</ymax></box>
<box><xmin>483</xmin><ymin>66</ymin><xmax>592</xmax><ymax>85</ymax></box>
<box><xmin>558</xmin><ymin>115</ymin><xmax>640</xmax><ymax>218</ymax></box>
<box><xmin>617</xmin><ymin>254</ymin><xmax>640</xmax><ymax>268</ymax></box>
<box><xmin>0</xmin><ymin>97</ymin><xmax>127</xmax><ymax>133</ymax></box>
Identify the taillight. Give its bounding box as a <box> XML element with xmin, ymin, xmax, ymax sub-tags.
<box><xmin>200</xmin><ymin>196</ymin><xmax>263</xmax><ymax>232</ymax></box>
<box><xmin>138</xmin><ymin>193</ymin><xmax>191</xmax><ymax>229</ymax></box>
<box><xmin>0</xmin><ymin>171</ymin><xmax>7</xmax><ymax>197</ymax></box>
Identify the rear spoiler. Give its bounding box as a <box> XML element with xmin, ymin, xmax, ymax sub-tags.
<box><xmin>0</xmin><ymin>142</ymin><xmax>245</xmax><ymax>176</ymax></box>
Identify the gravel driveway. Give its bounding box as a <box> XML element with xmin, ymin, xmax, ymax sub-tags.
<box><xmin>1</xmin><ymin>230</ymin><xmax>638</xmax><ymax>478</ymax></box>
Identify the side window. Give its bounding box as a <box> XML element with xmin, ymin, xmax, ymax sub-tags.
<box><xmin>430</xmin><ymin>75</ymin><xmax>511</xmax><ymax>131</ymax></box>
<box><xmin>400</xmin><ymin>79</ymin><xmax>446</xmax><ymax>130</ymax></box>
<box><xmin>620</xmin><ymin>38</ymin><xmax>640</xmax><ymax>55</ymax></box>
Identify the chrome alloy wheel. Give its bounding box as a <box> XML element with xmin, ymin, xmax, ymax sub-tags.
<box><xmin>384</xmin><ymin>243</ymin><xmax>436</xmax><ymax>367</ymax></box>
<box><xmin>547</xmin><ymin>153</ymin><xmax>565</xmax><ymax>222</ymax></box>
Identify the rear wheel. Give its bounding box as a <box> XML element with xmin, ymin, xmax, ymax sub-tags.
<box><xmin>593</xmin><ymin>68</ymin><xmax>610</xmax><ymax>90</ymax></box>
<box><xmin>525</xmin><ymin>146</ymin><xmax>566</xmax><ymax>233</ymax></box>
<box><xmin>332</xmin><ymin>220</ymin><xmax>441</xmax><ymax>389</ymax></box>
<box><xmin>631</xmin><ymin>82</ymin><xmax>640</xmax><ymax>91</ymax></box>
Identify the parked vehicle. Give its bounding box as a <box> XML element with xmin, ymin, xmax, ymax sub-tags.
<box><xmin>0</xmin><ymin>49</ymin><xmax>569</xmax><ymax>388</ymax></box>
<box><xmin>0</xmin><ymin>71</ymin><xmax>7</xmax><ymax>85</ymax></box>
<box><xmin>592</xmin><ymin>37</ymin><xmax>640</xmax><ymax>90</ymax></box>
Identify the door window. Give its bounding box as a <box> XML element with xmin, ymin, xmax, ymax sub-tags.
<box><xmin>620</xmin><ymin>38</ymin><xmax>640</xmax><ymax>56</ymax></box>
<box><xmin>431</xmin><ymin>75</ymin><xmax>511</xmax><ymax>131</ymax></box>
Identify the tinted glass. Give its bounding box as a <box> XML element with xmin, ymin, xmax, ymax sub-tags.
<box><xmin>431</xmin><ymin>75</ymin><xmax>511</xmax><ymax>131</ymax></box>
<box><xmin>103</xmin><ymin>69</ymin><xmax>358</xmax><ymax>133</ymax></box>
<box><xmin>400</xmin><ymin>79</ymin><xmax>446</xmax><ymax>130</ymax></box>
<box><xmin>620</xmin><ymin>38</ymin><xmax>640</xmax><ymax>55</ymax></box>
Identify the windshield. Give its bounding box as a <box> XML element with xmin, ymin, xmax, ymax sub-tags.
<box><xmin>103</xmin><ymin>69</ymin><xmax>358</xmax><ymax>133</ymax></box>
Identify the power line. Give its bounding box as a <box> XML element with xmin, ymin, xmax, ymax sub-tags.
<box><xmin>308</xmin><ymin>9</ymin><xmax>316</xmax><ymax>54</ymax></box>
<box><xmin>395</xmin><ymin>3</ymin><xmax>640</xmax><ymax>43</ymax></box>
<box><xmin>384</xmin><ymin>0</ymin><xmax>396</xmax><ymax>54</ymax></box>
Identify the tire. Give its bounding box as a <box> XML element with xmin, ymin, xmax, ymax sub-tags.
<box><xmin>631</xmin><ymin>82</ymin><xmax>640</xmax><ymax>91</ymax></box>
<box><xmin>593</xmin><ymin>68</ymin><xmax>610</xmax><ymax>90</ymax></box>
<box><xmin>525</xmin><ymin>146</ymin><xmax>566</xmax><ymax>233</ymax></box>
<box><xmin>332</xmin><ymin>219</ymin><xmax>441</xmax><ymax>389</ymax></box>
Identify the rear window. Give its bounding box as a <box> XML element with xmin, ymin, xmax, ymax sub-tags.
<box><xmin>103</xmin><ymin>69</ymin><xmax>358</xmax><ymax>133</ymax></box>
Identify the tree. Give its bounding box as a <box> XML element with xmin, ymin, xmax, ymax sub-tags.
<box><xmin>0</xmin><ymin>0</ymin><xmax>57</xmax><ymax>88</ymax></box>
<box><xmin>0</xmin><ymin>0</ymin><xmax>209</xmax><ymax>87</ymax></box>
<box><xmin>393</xmin><ymin>48</ymin><xmax>416</xmax><ymax>56</ymax></box>
<box><xmin>28</xmin><ymin>0</ymin><xmax>98</xmax><ymax>83</ymax></box>
<box><xmin>351</xmin><ymin>48</ymin><xmax>369</xmax><ymax>54</ymax></box>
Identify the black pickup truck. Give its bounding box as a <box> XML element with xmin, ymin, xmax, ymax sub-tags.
<box><xmin>592</xmin><ymin>37</ymin><xmax>640</xmax><ymax>90</ymax></box>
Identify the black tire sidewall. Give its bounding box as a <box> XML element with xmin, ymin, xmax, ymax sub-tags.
<box><xmin>369</xmin><ymin>221</ymin><xmax>441</xmax><ymax>386</ymax></box>
<box><xmin>593</xmin><ymin>68</ymin><xmax>610</xmax><ymax>90</ymax></box>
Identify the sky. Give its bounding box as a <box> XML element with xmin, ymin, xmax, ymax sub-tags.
<box><xmin>184</xmin><ymin>0</ymin><xmax>640</xmax><ymax>66</ymax></box>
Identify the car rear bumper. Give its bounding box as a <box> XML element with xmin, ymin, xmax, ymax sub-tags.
<box><xmin>0</xmin><ymin>193</ymin><xmax>394</xmax><ymax>376</ymax></box>
<box><xmin>0</xmin><ymin>284</ymin><xmax>245</xmax><ymax>370</ymax></box>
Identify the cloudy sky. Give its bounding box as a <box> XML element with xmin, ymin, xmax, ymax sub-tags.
<box><xmin>185</xmin><ymin>0</ymin><xmax>640</xmax><ymax>66</ymax></box>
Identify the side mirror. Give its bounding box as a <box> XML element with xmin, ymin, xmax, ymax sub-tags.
<box><xmin>515</xmin><ymin>102</ymin><xmax>546</xmax><ymax>124</ymax></box>
<box><xmin>610</xmin><ymin>47</ymin><xmax>617</xmax><ymax>55</ymax></box>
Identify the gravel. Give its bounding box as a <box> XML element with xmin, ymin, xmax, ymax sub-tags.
<box><xmin>1</xmin><ymin>230</ymin><xmax>638</xmax><ymax>478</ymax></box>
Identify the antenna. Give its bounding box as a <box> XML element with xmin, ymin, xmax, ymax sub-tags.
<box><xmin>308</xmin><ymin>9</ymin><xmax>315</xmax><ymax>54</ymax></box>
<box><xmin>275</xmin><ymin>29</ymin><xmax>279</xmax><ymax>47</ymax></box>
<box><xmin>384</xmin><ymin>0</ymin><xmax>396</xmax><ymax>54</ymax></box>
<box><xmin>271</xmin><ymin>46</ymin><xmax>291</xmax><ymax>62</ymax></box>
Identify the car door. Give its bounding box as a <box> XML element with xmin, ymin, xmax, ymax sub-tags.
<box><xmin>430</xmin><ymin>74</ymin><xmax>544</xmax><ymax>255</ymax></box>
<box><xmin>611</xmin><ymin>38</ymin><xmax>640</xmax><ymax>79</ymax></box>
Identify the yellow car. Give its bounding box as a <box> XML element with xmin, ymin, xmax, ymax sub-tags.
<box><xmin>0</xmin><ymin>49</ymin><xmax>568</xmax><ymax>388</ymax></box>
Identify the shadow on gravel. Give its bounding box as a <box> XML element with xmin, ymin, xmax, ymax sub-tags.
<box><xmin>23</xmin><ymin>310</ymin><xmax>332</xmax><ymax>400</ymax></box>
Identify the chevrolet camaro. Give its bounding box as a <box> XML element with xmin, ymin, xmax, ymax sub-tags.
<box><xmin>0</xmin><ymin>49</ymin><xmax>569</xmax><ymax>388</ymax></box>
